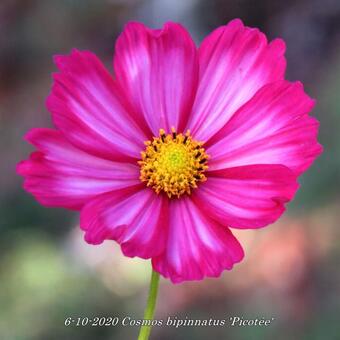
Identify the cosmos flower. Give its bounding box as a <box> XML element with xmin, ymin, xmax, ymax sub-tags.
<box><xmin>17</xmin><ymin>19</ymin><xmax>322</xmax><ymax>283</ymax></box>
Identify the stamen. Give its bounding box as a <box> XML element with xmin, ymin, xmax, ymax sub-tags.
<box><xmin>171</xmin><ymin>126</ymin><xmax>177</xmax><ymax>139</ymax></box>
<box><xmin>160</xmin><ymin>128</ymin><xmax>166</xmax><ymax>142</ymax></box>
<box><xmin>138</xmin><ymin>128</ymin><xmax>209</xmax><ymax>198</ymax></box>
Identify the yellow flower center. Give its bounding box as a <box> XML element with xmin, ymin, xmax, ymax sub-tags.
<box><xmin>139</xmin><ymin>128</ymin><xmax>209</xmax><ymax>198</ymax></box>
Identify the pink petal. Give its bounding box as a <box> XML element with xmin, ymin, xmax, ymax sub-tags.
<box><xmin>152</xmin><ymin>197</ymin><xmax>244</xmax><ymax>283</ymax></box>
<box><xmin>114</xmin><ymin>22</ymin><xmax>198</xmax><ymax>134</ymax></box>
<box><xmin>17</xmin><ymin>129</ymin><xmax>141</xmax><ymax>210</ymax></box>
<box><xmin>192</xmin><ymin>165</ymin><xmax>299</xmax><ymax>229</ymax></box>
<box><xmin>186</xmin><ymin>19</ymin><xmax>286</xmax><ymax>141</ymax></box>
<box><xmin>47</xmin><ymin>49</ymin><xmax>148</xmax><ymax>162</ymax></box>
<box><xmin>81</xmin><ymin>188</ymin><xmax>168</xmax><ymax>259</ymax></box>
<box><xmin>206</xmin><ymin>81</ymin><xmax>323</xmax><ymax>175</ymax></box>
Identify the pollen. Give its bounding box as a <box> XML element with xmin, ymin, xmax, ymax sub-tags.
<box><xmin>138</xmin><ymin>128</ymin><xmax>209</xmax><ymax>198</ymax></box>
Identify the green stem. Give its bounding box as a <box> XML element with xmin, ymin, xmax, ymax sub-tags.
<box><xmin>137</xmin><ymin>269</ymin><xmax>160</xmax><ymax>340</ymax></box>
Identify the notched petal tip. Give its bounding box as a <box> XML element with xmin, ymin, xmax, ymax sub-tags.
<box><xmin>226</xmin><ymin>18</ymin><xmax>244</xmax><ymax>28</ymax></box>
<box><xmin>269</xmin><ymin>37</ymin><xmax>286</xmax><ymax>54</ymax></box>
<box><xmin>16</xmin><ymin>160</ymin><xmax>27</xmax><ymax>176</ymax></box>
<box><xmin>291</xmin><ymin>80</ymin><xmax>317</xmax><ymax>110</ymax></box>
<box><xmin>52</xmin><ymin>49</ymin><xmax>99</xmax><ymax>73</ymax></box>
<box><xmin>23</xmin><ymin>128</ymin><xmax>44</xmax><ymax>144</ymax></box>
<box><xmin>122</xmin><ymin>21</ymin><xmax>188</xmax><ymax>39</ymax></box>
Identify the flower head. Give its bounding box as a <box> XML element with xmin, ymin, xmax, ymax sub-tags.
<box><xmin>17</xmin><ymin>19</ymin><xmax>322</xmax><ymax>283</ymax></box>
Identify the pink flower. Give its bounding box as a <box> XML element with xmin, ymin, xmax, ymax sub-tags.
<box><xmin>17</xmin><ymin>19</ymin><xmax>322</xmax><ymax>283</ymax></box>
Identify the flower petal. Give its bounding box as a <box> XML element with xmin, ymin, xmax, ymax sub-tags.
<box><xmin>206</xmin><ymin>81</ymin><xmax>323</xmax><ymax>175</ymax></box>
<box><xmin>187</xmin><ymin>19</ymin><xmax>286</xmax><ymax>141</ymax></box>
<box><xmin>81</xmin><ymin>188</ymin><xmax>168</xmax><ymax>259</ymax></box>
<box><xmin>16</xmin><ymin>129</ymin><xmax>141</xmax><ymax>210</ymax></box>
<box><xmin>193</xmin><ymin>165</ymin><xmax>299</xmax><ymax>229</ymax></box>
<box><xmin>114</xmin><ymin>22</ymin><xmax>198</xmax><ymax>135</ymax></box>
<box><xmin>47</xmin><ymin>49</ymin><xmax>148</xmax><ymax>161</ymax></box>
<box><xmin>152</xmin><ymin>197</ymin><xmax>244</xmax><ymax>283</ymax></box>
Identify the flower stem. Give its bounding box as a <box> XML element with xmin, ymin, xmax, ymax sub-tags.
<box><xmin>137</xmin><ymin>268</ymin><xmax>160</xmax><ymax>340</ymax></box>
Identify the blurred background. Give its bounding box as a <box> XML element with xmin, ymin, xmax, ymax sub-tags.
<box><xmin>1</xmin><ymin>0</ymin><xmax>340</xmax><ymax>339</ymax></box>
